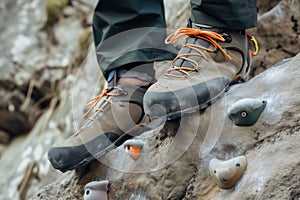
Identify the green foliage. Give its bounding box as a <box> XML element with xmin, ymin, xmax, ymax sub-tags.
<box><xmin>45</xmin><ymin>0</ymin><xmax>68</xmax><ymax>25</ymax></box>
<box><xmin>79</xmin><ymin>28</ymin><xmax>93</xmax><ymax>51</ymax></box>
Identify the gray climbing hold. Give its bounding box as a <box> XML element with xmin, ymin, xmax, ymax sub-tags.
<box><xmin>84</xmin><ymin>180</ymin><xmax>109</xmax><ymax>200</ymax></box>
<box><xmin>209</xmin><ymin>156</ymin><xmax>247</xmax><ymax>189</ymax></box>
<box><xmin>123</xmin><ymin>139</ymin><xmax>144</xmax><ymax>161</ymax></box>
<box><xmin>227</xmin><ymin>98</ymin><xmax>267</xmax><ymax>126</ymax></box>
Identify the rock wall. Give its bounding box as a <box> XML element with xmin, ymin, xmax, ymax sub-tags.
<box><xmin>0</xmin><ymin>0</ymin><xmax>99</xmax><ymax>199</ymax></box>
<box><xmin>0</xmin><ymin>0</ymin><xmax>299</xmax><ymax>199</ymax></box>
<box><xmin>33</xmin><ymin>53</ymin><xmax>300</xmax><ymax>200</ymax></box>
<box><xmin>251</xmin><ymin>0</ymin><xmax>300</xmax><ymax>77</ymax></box>
<box><xmin>0</xmin><ymin>0</ymin><xmax>95</xmax><ymax>144</ymax></box>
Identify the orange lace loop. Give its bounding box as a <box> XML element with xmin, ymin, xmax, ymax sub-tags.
<box><xmin>165</xmin><ymin>66</ymin><xmax>197</xmax><ymax>78</ymax></box>
<box><xmin>165</xmin><ymin>27</ymin><xmax>232</xmax><ymax>78</ymax></box>
<box><xmin>83</xmin><ymin>87</ymin><xmax>124</xmax><ymax>118</ymax></box>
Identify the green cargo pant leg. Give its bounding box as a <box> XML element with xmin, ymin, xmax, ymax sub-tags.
<box><xmin>190</xmin><ymin>0</ymin><xmax>257</xmax><ymax>30</ymax></box>
<box><xmin>92</xmin><ymin>0</ymin><xmax>177</xmax><ymax>80</ymax></box>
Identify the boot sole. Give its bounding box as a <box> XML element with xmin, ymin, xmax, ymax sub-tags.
<box><xmin>53</xmin><ymin>87</ymin><xmax>227</xmax><ymax>172</ymax></box>
<box><xmin>56</xmin><ymin>118</ymin><xmax>166</xmax><ymax>172</ymax></box>
<box><xmin>165</xmin><ymin>85</ymin><xmax>228</xmax><ymax>120</ymax></box>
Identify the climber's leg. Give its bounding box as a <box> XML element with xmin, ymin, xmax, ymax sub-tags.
<box><xmin>190</xmin><ymin>0</ymin><xmax>257</xmax><ymax>30</ymax></box>
<box><xmin>48</xmin><ymin>0</ymin><xmax>176</xmax><ymax>172</ymax></box>
<box><xmin>92</xmin><ymin>0</ymin><xmax>176</xmax><ymax>80</ymax></box>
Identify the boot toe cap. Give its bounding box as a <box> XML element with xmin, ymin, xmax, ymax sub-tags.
<box><xmin>144</xmin><ymin>77</ymin><xmax>230</xmax><ymax>120</ymax></box>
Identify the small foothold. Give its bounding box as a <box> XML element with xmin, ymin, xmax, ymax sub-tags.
<box><xmin>209</xmin><ymin>156</ymin><xmax>247</xmax><ymax>189</ymax></box>
<box><xmin>227</xmin><ymin>98</ymin><xmax>267</xmax><ymax>126</ymax></box>
<box><xmin>123</xmin><ymin>139</ymin><xmax>144</xmax><ymax>161</ymax></box>
<box><xmin>84</xmin><ymin>180</ymin><xmax>109</xmax><ymax>200</ymax></box>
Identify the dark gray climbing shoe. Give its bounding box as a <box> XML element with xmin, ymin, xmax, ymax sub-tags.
<box><xmin>48</xmin><ymin>84</ymin><xmax>147</xmax><ymax>172</ymax></box>
<box><xmin>144</xmin><ymin>23</ymin><xmax>252</xmax><ymax>120</ymax></box>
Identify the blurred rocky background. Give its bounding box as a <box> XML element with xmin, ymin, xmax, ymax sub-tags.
<box><xmin>0</xmin><ymin>0</ymin><xmax>299</xmax><ymax>199</ymax></box>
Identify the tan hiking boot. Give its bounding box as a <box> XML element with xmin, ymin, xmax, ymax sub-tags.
<box><xmin>48</xmin><ymin>83</ymin><xmax>147</xmax><ymax>172</ymax></box>
<box><xmin>144</xmin><ymin>23</ymin><xmax>252</xmax><ymax>120</ymax></box>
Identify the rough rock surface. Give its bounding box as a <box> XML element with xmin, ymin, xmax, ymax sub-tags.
<box><xmin>251</xmin><ymin>0</ymin><xmax>300</xmax><ymax>77</ymax></box>
<box><xmin>0</xmin><ymin>0</ymin><xmax>98</xmax><ymax>199</ymax></box>
<box><xmin>0</xmin><ymin>0</ymin><xmax>95</xmax><ymax>144</ymax></box>
<box><xmin>33</xmin><ymin>53</ymin><xmax>300</xmax><ymax>200</ymax></box>
<box><xmin>0</xmin><ymin>0</ymin><xmax>299</xmax><ymax>200</ymax></box>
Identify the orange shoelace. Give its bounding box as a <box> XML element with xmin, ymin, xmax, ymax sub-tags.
<box><xmin>83</xmin><ymin>87</ymin><xmax>124</xmax><ymax>118</ymax></box>
<box><xmin>74</xmin><ymin>87</ymin><xmax>124</xmax><ymax>135</ymax></box>
<box><xmin>165</xmin><ymin>27</ymin><xmax>232</xmax><ymax>78</ymax></box>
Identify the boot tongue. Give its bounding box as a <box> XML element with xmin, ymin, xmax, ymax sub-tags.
<box><xmin>170</xmin><ymin>24</ymin><xmax>222</xmax><ymax>77</ymax></box>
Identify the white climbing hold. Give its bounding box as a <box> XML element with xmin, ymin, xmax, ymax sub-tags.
<box><xmin>84</xmin><ymin>180</ymin><xmax>109</xmax><ymax>200</ymax></box>
<box><xmin>209</xmin><ymin>156</ymin><xmax>247</xmax><ymax>189</ymax></box>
